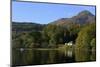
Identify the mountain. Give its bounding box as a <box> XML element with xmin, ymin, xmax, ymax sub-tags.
<box><xmin>12</xmin><ymin>22</ymin><xmax>45</xmax><ymax>32</ymax></box>
<box><xmin>12</xmin><ymin>10</ymin><xmax>95</xmax><ymax>32</ymax></box>
<box><xmin>50</xmin><ymin>10</ymin><xmax>95</xmax><ymax>25</ymax></box>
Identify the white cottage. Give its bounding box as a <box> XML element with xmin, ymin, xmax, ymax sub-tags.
<box><xmin>65</xmin><ymin>41</ymin><xmax>73</xmax><ymax>46</ymax></box>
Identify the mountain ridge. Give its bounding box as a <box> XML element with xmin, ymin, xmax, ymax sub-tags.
<box><xmin>50</xmin><ymin>10</ymin><xmax>95</xmax><ymax>25</ymax></box>
<box><xmin>12</xmin><ymin>10</ymin><xmax>95</xmax><ymax>25</ymax></box>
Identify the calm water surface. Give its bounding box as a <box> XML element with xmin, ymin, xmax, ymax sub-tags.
<box><xmin>12</xmin><ymin>48</ymin><xmax>96</xmax><ymax>66</ymax></box>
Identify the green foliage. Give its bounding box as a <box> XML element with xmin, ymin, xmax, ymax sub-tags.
<box><xmin>91</xmin><ymin>38</ymin><xmax>96</xmax><ymax>48</ymax></box>
<box><xmin>12</xmin><ymin>22</ymin><xmax>95</xmax><ymax>49</ymax></box>
<box><xmin>12</xmin><ymin>23</ymin><xmax>81</xmax><ymax>48</ymax></box>
<box><xmin>12</xmin><ymin>22</ymin><xmax>45</xmax><ymax>32</ymax></box>
<box><xmin>12</xmin><ymin>31</ymin><xmax>42</xmax><ymax>48</ymax></box>
<box><xmin>42</xmin><ymin>24</ymin><xmax>67</xmax><ymax>47</ymax></box>
<box><xmin>75</xmin><ymin>23</ymin><xmax>96</xmax><ymax>50</ymax></box>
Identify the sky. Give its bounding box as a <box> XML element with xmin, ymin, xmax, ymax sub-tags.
<box><xmin>12</xmin><ymin>1</ymin><xmax>96</xmax><ymax>24</ymax></box>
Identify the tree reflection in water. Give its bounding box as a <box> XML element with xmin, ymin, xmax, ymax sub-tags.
<box><xmin>12</xmin><ymin>48</ymin><xmax>96</xmax><ymax>66</ymax></box>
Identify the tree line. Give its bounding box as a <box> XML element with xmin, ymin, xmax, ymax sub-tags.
<box><xmin>12</xmin><ymin>22</ymin><xmax>96</xmax><ymax>50</ymax></box>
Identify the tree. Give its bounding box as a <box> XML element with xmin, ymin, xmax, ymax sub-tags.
<box><xmin>90</xmin><ymin>38</ymin><xmax>96</xmax><ymax>52</ymax></box>
<box><xmin>91</xmin><ymin>38</ymin><xmax>96</xmax><ymax>48</ymax></box>
<box><xmin>28</xmin><ymin>31</ymin><xmax>42</xmax><ymax>47</ymax></box>
<box><xmin>42</xmin><ymin>24</ymin><xmax>58</xmax><ymax>47</ymax></box>
<box><xmin>42</xmin><ymin>24</ymin><xmax>67</xmax><ymax>47</ymax></box>
<box><xmin>75</xmin><ymin>23</ymin><xmax>96</xmax><ymax>61</ymax></box>
<box><xmin>75</xmin><ymin>23</ymin><xmax>96</xmax><ymax>50</ymax></box>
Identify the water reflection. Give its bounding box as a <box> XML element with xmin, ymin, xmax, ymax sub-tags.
<box><xmin>67</xmin><ymin>50</ymin><xmax>73</xmax><ymax>57</ymax></box>
<box><xmin>12</xmin><ymin>48</ymin><xmax>96</xmax><ymax>66</ymax></box>
<box><xmin>75</xmin><ymin>49</ymin><xmax>96</xmax><ymax>62</ymax></box>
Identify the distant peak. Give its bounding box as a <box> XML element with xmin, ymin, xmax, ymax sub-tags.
<box><xmin>78</xmin><ymin>10</ymin><xmax>94</xmax><ymax>16</ymax></box>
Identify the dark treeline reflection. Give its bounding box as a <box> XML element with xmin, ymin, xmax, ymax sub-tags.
<box><xmin>75</xmin><ymin>49</ymin><xmax>96</xmax><ymax>62</ymax></box>
<box><xmin>12</xmin><ymin>48</ymin><xmax>95</xmax><ymax>66</ymax></box>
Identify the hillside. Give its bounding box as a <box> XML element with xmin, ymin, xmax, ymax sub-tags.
<box><xmin>12</xmin><ymin>10</ymin><xmax>96</xmax><ymax>33</ymax></box>
<box><xmin>12</xmin><ymin>22</ymin><xmax>45</xmax><ymax>32</ymax></box>
<box><xmin>50</xmin><ymin>10</ymin><xmax>95</xmax><ymax>25</ymax></box>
